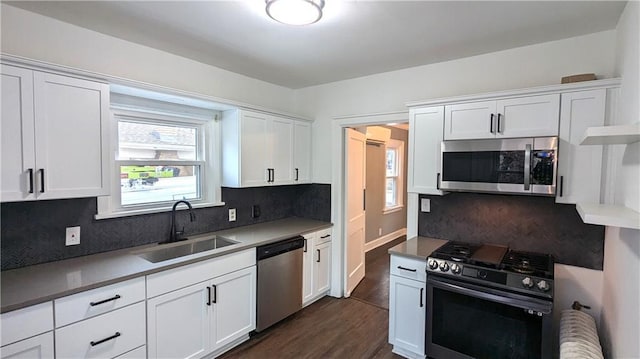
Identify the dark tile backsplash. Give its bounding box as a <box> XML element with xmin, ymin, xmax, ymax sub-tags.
<box><xmin>418</xmin><ymin>192</ymin><xmax>605</xmax><ymax>270</ymax></box>
<box><xmin>1</xmin><ymin>184</ymin><xmax>331</xmax><ymax>270</ymax></box>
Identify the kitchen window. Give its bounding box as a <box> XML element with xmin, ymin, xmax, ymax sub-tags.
<box><xmin>97</xmin><ymin>103</ymin><xmax>223</xmax><ymax>219</ymax></box>
<box><xmin>384</xmin><ymin>139</ymin><xmax>404</xmax><ymax>212</ymax></box>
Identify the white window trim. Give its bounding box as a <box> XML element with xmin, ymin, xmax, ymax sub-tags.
<box><xmin>383</xmin><ymin>139</ymin><xmax>404</xmax><ymax>214</ymax></box>
<box><xmin>96</xmin><ymin>107</ymin><xmax>224</xmax><ymax>220</ymax></box>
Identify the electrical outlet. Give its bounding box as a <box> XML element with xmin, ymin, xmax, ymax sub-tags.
<box><xmin>421</xmin><ymin>198</ymin><xmax>431</xmax><ymax>212</ymax></box>
<box><xmin>252</xmin><ymin>205</ymin><xmax>261</xmax><ymax>218</ymax></box>
<box><xmin>66</xmin><ymin>226</ymin><xmax>81</xmax><ymax>246</ymax></box>
<box><xmin>378</xmin><ymin>228</ymin><xmax>382</xmax><ymax>236</ymax></box>
<box><xmin>229</xmin><ymin>208</ymin><xmax>236</xmax><ymax>222</ymax></box>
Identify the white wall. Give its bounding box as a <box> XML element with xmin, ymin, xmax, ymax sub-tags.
<box><xmin>0</xmin><ymin>4</ymin><xmax>297</xmax><ymax>114</ymax></box>
<box><xmin>600</xmin><ymin>2</ymin><xmax>640</xmax><ymax>358</ymax></box>
<box><xmin>294</xmin><ymin>30</ymin><xmax>617</xmax><ymax>184</ymax></box>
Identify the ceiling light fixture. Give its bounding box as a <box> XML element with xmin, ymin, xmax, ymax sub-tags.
<box><xmin>265</xmin><ymin>0</ymin><xmax>325</xmax><ymax>26</ymax></box>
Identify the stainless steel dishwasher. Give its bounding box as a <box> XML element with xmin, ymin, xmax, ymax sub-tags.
<box><xmin>255</xmin><ymin>235</ymin><xmax>304</xmax><ymax>332</ymax></box>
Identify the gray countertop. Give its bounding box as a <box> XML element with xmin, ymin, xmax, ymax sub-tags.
<box><xmin>388</xmin><ymin>236</ymin><xmax>449</xmax><ymax>260</ymax></box>
<box><xmin>1</xmin><ymin>217</ymin><xmax>332</xmax><ymax>313</ymax></box>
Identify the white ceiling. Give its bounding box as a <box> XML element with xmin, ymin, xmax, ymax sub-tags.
<box><xmin>7</xmin><ymin>1</ymin><xmax>627</xmax><ymax>89</ymax></box>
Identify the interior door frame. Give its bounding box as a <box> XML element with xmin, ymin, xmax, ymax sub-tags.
<box><xmin>330</xmin><ymin>111</ymin><xmax>413</xmax><ymax>298</ymax></box>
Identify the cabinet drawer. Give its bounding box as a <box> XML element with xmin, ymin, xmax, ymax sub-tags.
<box><xmin>55</xmin><ymin>277</ymin><xmax>145</xmax><ymax>328</ymax></box>
<box><xmin>0</xmin><ymin>331</ymin><xmax>54</xmax><ymax>359</ymax></box>
<box><xmin>390</xmin><ymin>255</ymin><xmax>426</xmax><ymax>281</ymax></box>
<box><xmin>114</xmin><ymin>345</ymin><xmax>146</xmax><ymax>359</ymax></box>
<box><xmin>146</xmin><ymin>248</ymin><xmax>255</xmax><ymax>298</ymax></box>
<box><xmin>55</xmin><ymin>302</ymin><xmax>145</xmax><ymax>359</ymax></box>
<box><xmin>315</xmin><ymin>228</ymin><xmax>332</xmax><ymax>244</ymax></box>
<box><xmin>1</xmin><ymin>302</ymin><xmax>53</xmax><ymax>346</ymax></box>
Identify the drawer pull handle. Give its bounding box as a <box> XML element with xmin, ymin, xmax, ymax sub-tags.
<box><xmin>398</xmin><ymin>266</ymin><xmax>418</xmax><ymax>272</ymax></box>
<box><xmin>90</xmin><ymin>294</ymin><xmax>121</xmax><ymax>306</ymax></box>
<box><xmin>320</xmin><ymin>234</ymin><xmax>331</xmax><ymax>239</ymax></box>
<box><xmin>397</xmin><ymin>266</ymin><xmax>417</xmax><ymax>272</ymax></box>
<box><xmin>90</xmin><ymin>332</ymin><xmax>121</xmax><ymax>346</ymax></box>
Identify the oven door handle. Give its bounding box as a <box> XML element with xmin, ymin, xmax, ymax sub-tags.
<box><xmin>427</xmin><ymin>276</ymin><xmax>552</xmax><ymax>314</ymax></box>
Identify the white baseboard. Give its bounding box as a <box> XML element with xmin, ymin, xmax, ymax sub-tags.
<box><xmin>364</xmin><ymin>228</ymin><xmax>407</xmax><ymax>252</ymax></box>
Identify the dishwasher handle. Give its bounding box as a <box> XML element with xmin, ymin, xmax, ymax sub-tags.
<box><xmin>256</xmin><ymin>236</ymin><xmax>305</xmax><ymax>261</ymax></box>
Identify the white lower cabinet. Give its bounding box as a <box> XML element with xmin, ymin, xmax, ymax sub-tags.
<box><xmin>0</xmin><ymin>333</ymin><xmax>54</xmax><ymax>359</ymax></box>
<box><xmin>302</xmin><ymin>228</ymin><xmax>332</xmax><ymax>306</ymax></box>
<box><xmin>55</xmin><ymin>302</ymin><xmax>146</xmax><ymax>359</ymax></box>
<box><xmin>389</xmin><ymin>255</ymin><xmax>426</xmax><ymax>359</ymax></box>
<box><xmin>146</xmin><ymin>249</ymin><xmax>257</xmax><ymax>359</ymax></box>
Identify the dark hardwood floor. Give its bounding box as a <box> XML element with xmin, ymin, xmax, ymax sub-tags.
<box><xmin>350</xmin><ymin>236</ymin><xmax>407</xmax><ymax>309</ymax></box>
<box><xmin>220</xmin><ymin>237</ymin><xmax>406</xmax><ymax>359</ymax></box>
<box><xmin>220</xmin><ymin>297</ymin><xmax>399</xmax><ymax>359</ymax></box>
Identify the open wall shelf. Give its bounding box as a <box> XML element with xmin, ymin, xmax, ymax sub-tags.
<box><xmin>580</xmin><ymin>124</ymin><xmax>640</xmax><ymax>145</ymax></box>
<box><xmin>576</xmin><ymin>203</ymin><xmax>640</xmax><ymax>230</ymax></box>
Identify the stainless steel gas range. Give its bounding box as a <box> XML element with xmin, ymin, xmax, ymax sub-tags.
<box><xmin>425</xmin><ymin>241</ymin><xmax>555</xmax><ymax>359</ymax></box>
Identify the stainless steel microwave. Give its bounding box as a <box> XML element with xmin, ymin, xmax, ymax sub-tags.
<box><xmin>440</xmin><ymin>137</ymin><xmax>558</xmax><ymax>196</ymax></box>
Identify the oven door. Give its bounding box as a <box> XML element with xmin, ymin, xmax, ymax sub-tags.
<box><xmin>426</xmin><ymin>275</ymin><xmax>553</xmax><ymax>359</ymax></box>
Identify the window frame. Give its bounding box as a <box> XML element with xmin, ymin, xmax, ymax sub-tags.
<box><xmin>384</xmin><ymin>139</ymin><xmax>404</xmax><ymax>214</ymax></box>
<box><xmin>96</xmin><ymin>107</ymin><xmax>223</xmax><ymax>219</ymax></box>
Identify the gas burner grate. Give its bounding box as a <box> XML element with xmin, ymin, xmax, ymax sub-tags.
<box><xmin>502</xmin><ymin>250</ymin><xmax>554</xmax><ymax>278</ymax></box>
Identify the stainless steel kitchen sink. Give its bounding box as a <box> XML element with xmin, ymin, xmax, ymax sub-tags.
<box><xmin>136</xmin><ymin>236</ymin><xmax>238</xmax><ymax>263</ymax></box>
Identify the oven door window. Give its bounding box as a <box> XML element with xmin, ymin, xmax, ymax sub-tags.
<box><xmin>442</xmin><ymin>151</ymin><xmax>525</xmax><ymax>184</ymax></box>
<box><xmin>431</xmin><ymin>285</ymin><xmax>542</xmax><ymax>359</ymax></box>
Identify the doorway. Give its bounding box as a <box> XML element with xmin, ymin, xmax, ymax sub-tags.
<box><xmin>343</xmin><ymin>121</ymin><xmax>408</xmax><ymax>302</ymax></box>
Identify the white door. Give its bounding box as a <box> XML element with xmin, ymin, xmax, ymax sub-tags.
<box><xmin>240</xmin><ymin>110</ymin><xmax>270</xmax><ymax>186</ymax></box>
<box><xmin>1</xmin><ymin>65</ymin><xmax>36</xmax><ymax>202</ymax></box>
<box><xmin>345</xmin><ymin>128</ymin><xmax>366</xmax><ymax>296</ymax></box>
<box><xmin>495</xmin><ymin>94</ymin><xmax>560</xmax><ymax>138</ymax></box>
<box><xmin>557</xmin><ymin>90</ymin><xmax>606</xmax><ymax>204</ymax></box>
<box><xmin>388</xmin><ymin>275</ymin><xmax>425</xmax><ymax>355</ymax></box>
<box><xmin>147</xmin><ymin>281</ymin><xmax>210</xmax><ymax>359</ymax></box>
<box><xmin>302</xmin><ymin>233</ymin><xmax>315</xmax><ymax>304</ymax></box>
<box><xmin>33</xmin><ymin>72</ymin><xmax>110</xmax><ymax>199</ymax></box>
<box><xmin>314</xmin><ymin>241</ymin><xmax>331</xmax><ymax>295</ymax></box>
<box><xmin>293</xmin><ymin>121</ymin><xmax>312</xmax><ymax>183</ymax></box>
<box><xmin>444</xmin><ymin>100</ymin><xmax>496</xmax><ymax>140</ymax></box>
<box><xmin>0</xmin><ymin>332</ymin><xmax>54</xmax><ymax>359</ymax></box>
<box><xmin>270</xmin><ymin>116</ymin><xmax>294</xmax><ymax>184</ymax></box>
<box><xmin>210</xmin><ymin>266</ymin><xmax>256</xmax><ymax>350</ymax></box>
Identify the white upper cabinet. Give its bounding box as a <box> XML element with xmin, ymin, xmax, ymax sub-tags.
<box><xmin>408</xmin><ymin>106</ymin><xmax>445</xmax><ymax>195</ymax></box>
<box><xmin>444</xmin><ymin>94</ymin><xmax>560</xmax><ymax>140</ymax></box>
<box><xmin>293</xmin><ymin>121</ymin><xmax>312</xmax><ymax>183</ymax></box>
<box><xmin>556</xmin><ymin>89</ymin><xmax>607</xmax><ymax>204</ymax></box>
<box><xmin>1</xmin><ymin>64</ymin><xmax>110</xmax><ymax>202</ymax></box>
<box><xmin>222</xmin><ymin>108</ymin><xmax>311</xmax><ymax>187</ymax></box>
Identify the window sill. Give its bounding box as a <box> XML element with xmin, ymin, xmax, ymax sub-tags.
<box><xmin>95</xmin><ymin>201</ymin><xmax>226</xmax><ymax>220</ymax></box>
<box><xmin>383</xmin><ymin>205</ymin><xmax>404</xmax><ymax>215</ymax></box>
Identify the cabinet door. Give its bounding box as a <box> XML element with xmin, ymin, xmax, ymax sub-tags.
<box><xmin>302</xmin><ymin>234</ymin><xmax>315</xmax><ymax>305</ymax></box>
<box><xmin>210</xmin><ymin>266</ymin><xmax>256</xmax><ymax>350</ymax></box>
<box><xmin>240</xmin><ymin>110</ymin><xmax>270</xmax><ymax>186</ymax></box>
<box><xmin>388</xmin><ymin>275</ymin><xmax>425</xmax><ymax>356</ymax></box>
<box><xmin>270</xmin><ymin>116</ymin><xmax>294</xmax><ymax>184</ymax></box>
<box><xmin>313</xmin><ymin>241</ymin><xmax>331</xmax><ymax>295</ymax></box>
<box><xmin>0</xmin><ymin>332</ymin><xmax>53</xmax><ymax>359</ymax></box>
<box><xmin>1</xmin><ymin>65</ymin><xmax>36</xmax><ymax>202</ymax></box>
<box><xmin>495</xmin><ymin>94</ymin><xmax>559</xmax><ymax>138</ymax></box>
<box><xmin>556</xmin><ymin>90</ymin><xmax>606</xmax><ymax>204</ymax></box>
<box><xmin>293</xmin><ymin>121</ymin><xmax>312</xmax><ymax>183</ymax></box>
<box><xmin>147</xmin><ymin>281</ymin><xmax>211</xmax><ymax>359</ymax></box>
<box><xmin>444</xmin><ymin>101</ymin><xmax>496</xmax><ymax>140</ymax></box>
<box><xmin>33</xmin><ymin>72</ymin><xmax>110</xmax><ymax>199</ymax></box>
<box><xmin>408</xmin><ymin>106</ymin><xmax>445</xmax><ymax>195</ymax></box>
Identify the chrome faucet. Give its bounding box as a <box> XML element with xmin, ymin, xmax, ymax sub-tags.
<box><xmin>165</xmin><ymin>200</ymin><xmax>195</xmax><ymax>243</ymax></box>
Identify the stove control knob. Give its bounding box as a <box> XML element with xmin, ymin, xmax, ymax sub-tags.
<box><xmin>522</xmin><ymin>277</ymin><xmax>534</xmax><ymax>288</ymax></box>
<box><xmin>450</xmin><ymin>263</ymin><xmax>461</xmax><ymax>274</ymax></box>
<box><xmin>428</xmin><ymin>259</ymin><xmax>439</xmax><ymax>270</ymax></box>
<box><xmin>439</xmin><ymin>262</ymin><xmax>449</xmax><ymax>272</ymax></box>
<box><xmin>537</xmin><ymin>280</ymin><xmax>550</xmax><ymax>292</ymax></box>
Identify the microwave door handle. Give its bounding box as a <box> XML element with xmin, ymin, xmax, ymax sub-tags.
<box><xmin>524</xmin><ymin>144</ymin><xmax>531</xmax><ymax>191</ymax></box>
